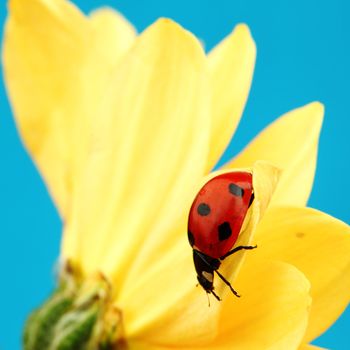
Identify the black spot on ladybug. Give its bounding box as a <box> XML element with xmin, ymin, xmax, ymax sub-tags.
<box><xmin>188</xmin><ymin>231</ymin><xmax>195</xmax><ymax>246</ymax></box>
<box><xmin>218</xmin><ymin>222</ymin><xmax>232</xmax><ymax>241</ymax></box>
<box><xmin>228</xmin><ymin>183</ymin><xmax>244</xmax><ymax>197</ymax></box>
<box><xmin>197</xmin><ymin>203</ymin><xmax>211</xmax><ymax>216</ymax></box>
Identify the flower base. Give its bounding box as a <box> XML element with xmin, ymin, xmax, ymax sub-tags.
<box><xmin>23</xmin><ymin>267</ymin><xmax>123</xmax><ymax>350</ymax></box>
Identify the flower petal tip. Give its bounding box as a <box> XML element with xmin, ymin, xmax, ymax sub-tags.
<box><xmin>151</xmin><ymin>17</ymin><xmax>191</xmax><ymax>38</ymax></box>
<box><xmin>233</xmin><ymin>23</ymin><xmax>254</xmax><ymax>38</ymax></box>
<box><xmin>89</xmin><ymin>7</ymin><xmax>137</xmax><ymax>34</ymax></box>
<box><xmin>282</xmin><ymin>102</ymin><xmax>324</xmax><ymax>135</ymax></box>
<box><xmin>309</xmin><ymin>100</ymin><xmax>325</xmax><ymax>111</ymax></box>
<box><xmin>231</xmin><ymin>23</ymin><xmax>256</xmax><ymax>52</ymax></box>
<box><xmin>303</xmin><ymin>101</ymin><xmax>325</xmax><ymax>123</ymax></box>
<box><xmin>253</xmin><ymin>160</ymin><xmax>282</xmax><ymax>177</ymax></box>
<box><xmin>143</xmin><ymin>17</ymin><xmax>206</xmax><ymax>63</ymax></box>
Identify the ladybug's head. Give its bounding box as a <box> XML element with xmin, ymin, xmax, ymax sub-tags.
<box><xmin>197</xmin><ymin>272</ymin><xmax>221</xmax><ymax>302</ymax></box>
<box><xmin>193</xmin><ymin>250</ymin><xmax>222</xmax><ymax>301</ymax></box>
<box><xmin>197</xmin><ymin>271</ymin><xmax>214</xmax><ymax>291</ymax></box>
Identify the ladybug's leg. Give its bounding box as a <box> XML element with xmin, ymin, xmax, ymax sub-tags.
<box><xmin>214</xmin><ymin>269</ymin><xmax>240</xmax><ymax>298</ymax></box>
<box><xmin>220</xmin><ymin>245</ymin><xmax>257</xmax><ymax>260</ymax></box>
<box><xmin>210</xmin><ymin>290</ymin><xmax>221</xmax><ymax>302</ymax></box>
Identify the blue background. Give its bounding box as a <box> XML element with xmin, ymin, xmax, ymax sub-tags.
<box><xmin>0</xmin><ymin>0</ymin><xmax>349</xmax><ymax>349</ymax></box>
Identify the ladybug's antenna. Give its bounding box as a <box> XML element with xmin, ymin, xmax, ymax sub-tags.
<box><xmin>206</xmin><ymin>292</ymin><xmax>211</xmax><ymax>307</ymax></box>
<box><xmin>211</xmin><ymin>289</ymin><xmax>221</xmax><ymax>302</ymax></box>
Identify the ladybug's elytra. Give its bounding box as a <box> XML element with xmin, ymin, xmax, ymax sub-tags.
<box><xmin>187</xmin><ymin>171</ymin><xmax>256</xmax><ymax>301</ymax></box>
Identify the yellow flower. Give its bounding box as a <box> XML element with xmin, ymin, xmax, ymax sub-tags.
<box><xmin>3</xmin><ymin>0</ymin><xmax>350</xmax><ymax>349</ymax></box>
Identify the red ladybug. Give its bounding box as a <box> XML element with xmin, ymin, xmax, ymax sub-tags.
<box><xmin>187</xmin><ymin>171</ymin><xmax>256</xmax><ymax>301</ymax></box>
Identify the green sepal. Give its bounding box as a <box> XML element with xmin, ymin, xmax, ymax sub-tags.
<box><xmin>49</xmin><ymin>306</ymin><xmax>99</xmax><ymax>350</ymax></box>
<box><xmin>24</xmin><ymin>292</ymin><xmax>74</xmax><ymax>350</ymax></box>
<box><xmin>23</xmin><ymin>308</ymin><xmax>40</xmax><ymax>348</ymax></box>
<box><xmin>23</xmin><ymin>274</ymin><xmax>118</xmax><ymax>350</ymax></box>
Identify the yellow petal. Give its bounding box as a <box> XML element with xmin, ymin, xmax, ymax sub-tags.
<box><xmin>210</xmin><ymin>260</ymin><xmax>311</xmax><ymax>350</ymax></box>
<box><xmin>127</xmin><ymin>343</ymin><xmax>168</xmax><ymax>350</ymax></box>
<box><xmin>126</xmin><ymin>259</ymin><xmax>311</xmax><ymax>349</ymax></box>
<box><xmin>224</xmin><ymin>102</ymin><xmax>324</xmax><ymax>207</ymax></box>
<box><xmin>255</xmin><ymin>206</ymin><xmax>350</xmax><ymax>342</ymax></box>
<box><xmin>299</xmin><ymin>345</ymin><xmax>328</xmax><ymax>350</ymax></box>
<box><xmin>89</xmin><ymin>7</ymin><xmax>136</xmax><ymax>66</ymax></box>
<box><xmin>207</xmin><ymin>24</ymin><xmax>256</xmax><ymax>170</ymax></box>
<box><xmin>3</xmin><ymin>0</ymin><xmax>135</xmax><ymax>217</ymax></box>
<box><xmin>71</xmin><ymin>8</ymin><xmax>136</xmax><ymax>194</ymax></box>
<box><xmin>3</xmin><ymin>0</ymin><xmax>87</xmax><ymax>216</ymax></box>
<box><xmin>120</xmin><ymin>239</ymin><xmax>220</xmax><ymax>346</ymax></box>
<box><xmin>63</xmin><ymin>19</ymin><xmax>210</xmax><ymax>282</ymax></box>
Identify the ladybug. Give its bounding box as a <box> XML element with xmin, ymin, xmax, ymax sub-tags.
<box><xmin>187</xmin><ymin>171</ymin><xmax>256</xmax><ymax>301</ymax></box>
